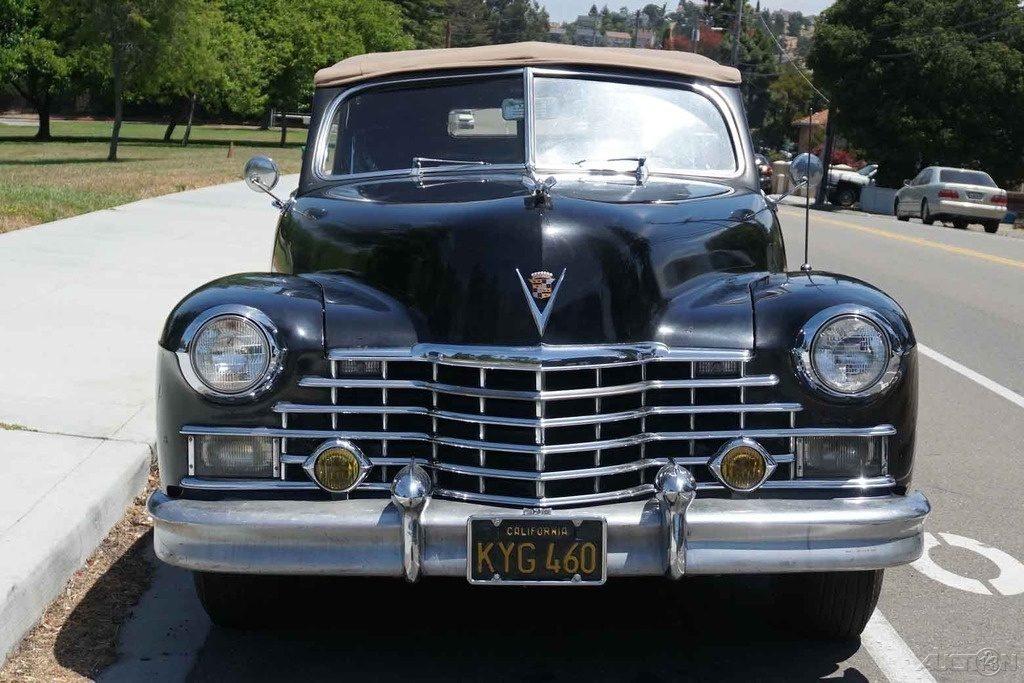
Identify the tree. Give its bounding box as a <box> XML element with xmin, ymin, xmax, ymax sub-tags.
<box><xmin>393</xmin><ymin>0</ymin><xmax>446</xmax><ymax>48</ymax></box>
<box><xmin>0</xmin><ymin>0</ymin><xmax>79</xmax><ymax>139</ymax></box>
<box><xmin>809</xmin><ymin>0</ymin><xmax>1024</xmax><ymax>186</ymax></box>
<box><xmin>786</xmin><ymin>10</ymin><xmax>804</xmax><ymax>37</ymax></box>
<box><xmin>487</xmin><ymin>0</ymin><xmax>549</xmax><ymax>44</ymax></box>
<box><xmin>227</xmin><ymin>0</ymin><xmax>412</xmax><ymax>146</ymax></box>
<box><xmin>446</xmin><ymin>0</ymin><xmax>491</xmax><ymax>47</ymax></box>
<box><xmin>49</xmin><ymin>0</ymin><xmax>181</xmax><ymax>160</ymax></box>
<box><xmin>760</xmin><ymin>67</ymin><xmax>823</xmax><ymax>149</ymax></box>
<box><xmin>147</xmin><ymin>0</ymin><xmax>239</xmax><ymax>145</ymax></box>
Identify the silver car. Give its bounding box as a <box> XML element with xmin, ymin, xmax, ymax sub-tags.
<box><xmin>894</xmin><ymin>166</ymin><xmax>1007</xmax><ymax>233</ymax></box>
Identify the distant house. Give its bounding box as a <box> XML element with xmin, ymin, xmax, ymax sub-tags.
<box><xmin>571</xmin><ymin>14</ymin><xmax>600</xmax><ymax>45</ymax></box>
<box><xmin>635</xmin><ymin>28</ymin><xmax>657</xmax><ymax>48</ymax></box>
<box><xmin>792</xmin><ymin>109</ymin><xmax>828</xmax><ymax>151</ymax></box>
<box><xmin>604</xmin><ymin>30</ymin><xmax>632</xmax><ymax>47</ymax></box>
<box><xmin>548</xmin><ymin>23</ymin><xmax>567</xmax><ymax>43</ymax></box>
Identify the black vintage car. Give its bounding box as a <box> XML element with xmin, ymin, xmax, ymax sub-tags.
<box><xmin>149</xmin><ymin>42</ymin><xmax>929</xmax><ymax>638</ymax></box>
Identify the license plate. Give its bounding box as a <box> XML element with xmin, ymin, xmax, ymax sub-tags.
<box><xmin>467</xmin><ymin>516</ymin><xmax>607</xmax><ymax>585</ymax></box>
<box><xmin>967</xmin><ymin>191</ymin><xmax>983</xmax><ymax>199</ymax></box>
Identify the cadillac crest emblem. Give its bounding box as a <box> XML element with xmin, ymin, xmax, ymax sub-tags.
<box><xmin>528</xmin><ymin>271</ymin><xmax>556</xmax><ymax>300</ymax></box>
<box><xmin>515</xmin><ymin>267</ymin><xmax>567</xmax><ymax>334</ymax></box>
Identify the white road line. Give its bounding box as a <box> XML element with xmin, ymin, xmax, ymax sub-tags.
<box><xmin>918</xmin><ymin>344</ymin><xmax>1024</xmax><ymax>410</ymax></box>
<box><xmin>862</xmin><ymin>610</ymin><xmax>937</xmax><ymax>683</ymax></box>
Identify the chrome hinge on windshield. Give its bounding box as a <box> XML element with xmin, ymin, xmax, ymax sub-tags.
<box><xmin>412</xmin><ymin>157</ymin><xmax>491</xmax><ymax>177</ymax></box>
<box><xmin>573</xmin><ymin>156</ymin><xmax>650</xmax><ymax>186</ymax></box>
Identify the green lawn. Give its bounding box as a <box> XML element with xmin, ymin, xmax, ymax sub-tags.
<box><xmin>0</xmin><ymin>119</ymin><xmax>306</xmax><ymax>232</ymax></box>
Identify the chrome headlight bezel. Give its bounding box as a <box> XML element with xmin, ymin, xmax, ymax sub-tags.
<box><xmin>176</xmin><ymin>304</ymin><xmax>284</xmax><ymax>401</ymax></box>
<box><xmin>793</xmin><ymin>305</ymin><xmax>903</xmax><ymax>399</ymax></box>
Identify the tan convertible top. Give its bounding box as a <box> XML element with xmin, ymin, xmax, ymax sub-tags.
<box><xmin>314</xmin><ymin>41</ymin><xmax>741</xmax><ymax>88</ymax></box>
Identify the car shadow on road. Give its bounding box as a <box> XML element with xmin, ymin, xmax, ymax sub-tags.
<box><xmin>183</xmin><ymin>576</ymin><xmax>868</xmax><ymax>682</ymax></box>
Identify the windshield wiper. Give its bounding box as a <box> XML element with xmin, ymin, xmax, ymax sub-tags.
<box><xmin>573</xmin><ymin>156</ymin><xmax>650</xmax><ymax>186</ymax></box>
<box><xmin>412</xmin><ymin>157</ymin><xmax>491</xmax><ymax>174</ymax></box>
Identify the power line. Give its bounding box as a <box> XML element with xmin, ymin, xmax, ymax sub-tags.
<box><xmin>755</xmin><ymin>12</ymin><xmax>829</xmax><ymax>103</ymax></box>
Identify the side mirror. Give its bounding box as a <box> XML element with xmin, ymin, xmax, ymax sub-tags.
<box><xmin>903</xmin><ymin>179</ymin><xmax>911</xmax><ymax>187</ymax></box>
<box><xmin>244</xmin><ymin>155</ymin><xmax>280</xmax><ymax>193</ymax></box>
<box><xmin>789</xmin><ymin>153</ymin><xmax>823</xmax><ymax>187</ymax></box>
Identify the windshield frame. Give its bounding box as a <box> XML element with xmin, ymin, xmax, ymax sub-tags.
<box><xmin>311</xmin><ymin>66</ymin><xmax>746</xmax><ymax>184</ymax></box>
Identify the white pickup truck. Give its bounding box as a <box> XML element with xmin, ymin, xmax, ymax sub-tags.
<box><xmin>827</xmin><ymin>163</ymin><xmax>878</xmax><ymax>207</ymax></box>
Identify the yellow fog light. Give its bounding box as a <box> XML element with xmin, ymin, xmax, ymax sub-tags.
<box><xmin>710</xmin><ymin>439</ymin><xmax>775</xmax><ymax>492</ymax></box>
<box><xmin>303</xmin><ymin>440</ymin><xmax>370</xmax><ymax>493</ymax></box>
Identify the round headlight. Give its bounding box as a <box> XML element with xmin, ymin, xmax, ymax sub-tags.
<box><xmin>795</xmin><ymin>306</ymin><xmax>901</xmax><ymax>398</ymax></box>
<box><xmin>190</xmin><ymin>315</ymin><xmax>271</xmax><ymax>394</ymax></box>
<box><xmin>811</xmin><ymin>315</ymin><xmax>889</xmax><ymax>394</ymax></box>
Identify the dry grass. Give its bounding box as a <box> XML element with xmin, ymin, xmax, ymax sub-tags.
<box><xmin>0</xmin><ymin>467</ymin><xmax>159</xmax><ymax>682</ymax></box>
<box><xmin>0</xmin><ymin>120</ymin><xmax>303</xmax><ymax>232</ymax></box>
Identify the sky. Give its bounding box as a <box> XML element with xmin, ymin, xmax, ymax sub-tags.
<box><xmin>545</xmin><ymin>1</ymin><xmax>834</xmax><ymax>23</ymax></box>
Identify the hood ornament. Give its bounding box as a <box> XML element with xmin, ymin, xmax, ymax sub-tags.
<box><xmin>516</xmin><ymin>268</ymin><xmax>566</xmax><ymax>335</ymax></box>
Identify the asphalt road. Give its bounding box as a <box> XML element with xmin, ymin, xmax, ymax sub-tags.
<box><xmin>87</xmin><ymin>205</ymin><xmax>1024</xmax><ymax>682</ymax></box>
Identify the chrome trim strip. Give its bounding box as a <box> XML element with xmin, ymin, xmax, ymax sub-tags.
<box><xmin>177</xmin><ymin>471</ymin><xmax>887</xmax><ymax>495</ymax></box>
<box><xmin>434</xmin><ymin>458</ymin><xmax>670</xmax><ymax>481</ymax></box>
<box><xmin>180</xmin><ymin>477</ymin><xmax>319</xmax><ymax>491</ymax></box>
<box><xmin>181</xmin><ymin>426</ymin><xmax>894</xmax><ymax>454</ymax></box>
<box><xmin>272</xmin><ymin>402</ymin><xmax>803</xmax><ymax>426</ymax></box>
<box><xmin>298</xmin><ymin>375</ymin><xmax>778</xmax><ymax>400</ymax></box>
<box><xmin>435</xmin><ymin>484</ymin><xmax>657</xmax><ymax>507</ymax></box>
<box><xmin>326</xmin><ymin>343</ymin><xmax>753</xmax><ymax>368</ymax></box>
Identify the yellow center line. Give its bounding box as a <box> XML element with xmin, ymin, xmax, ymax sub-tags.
<box><xmin>780</xmin><ymin>209</ymin><xmax>1024</xmax><ymax>271</ymax></box>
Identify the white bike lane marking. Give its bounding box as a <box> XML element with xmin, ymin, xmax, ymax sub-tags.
<box><xmin>863</xmin><ymin>610</ymin><xmax>938</xmax><ymax>683</ymax></box>
<box><xmin>918</xmin><ymin>344</ymin><xmax>1024</xmax><ymax>410</ymax></box>
<box><xmin>863</xmin><ymin>344</ymin><xmax>1024</xmax><ymax>679</ymax></box>
<box><xmin>912</xmin><ymin>532</ymin><xmax>1024</xmax><ymax>596</ymax></box>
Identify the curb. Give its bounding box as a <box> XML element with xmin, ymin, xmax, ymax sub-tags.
<box><xmin>0</xmin><ymin>437</ymin><xmax>152</xmax><ymax>665</ymax></box>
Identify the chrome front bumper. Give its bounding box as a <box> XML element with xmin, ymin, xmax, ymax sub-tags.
<box><xmin>149</xmin><ymin>488</ymin><xmax>930</xmax><ymax>578</ymax></box>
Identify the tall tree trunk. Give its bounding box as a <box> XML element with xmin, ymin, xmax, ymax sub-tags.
<box><xmin>35</xmin><ymin>95</ymin><xmax>52</xmax><ymax>141</ymax></box>
<box><xmin>279</xmin><ymin>112</ymin><xmax>287</xmax><ymax>147</ymax></box>
<box><xmin>163</xmin><ymin>117</ymin><xmax>177</xmax><ymax>142</ymax></box>
<box><xmin>181</xmin><ymin>92</ymin><xmax>197</xmax><ymax>147</ymax></box>
<box><xmin>108</xmin><ymin>50</ymin><xmax>124</xmax><ymax>162</ymax></box>
<box><xmin>259</xmin><ymin>105</ymin><xmax>272</xmax><ymax>130</ymax></box>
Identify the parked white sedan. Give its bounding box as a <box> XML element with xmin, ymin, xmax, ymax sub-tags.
<box><xmin>894</xmin><ymin>167</ymin><xmax>1007</xmax><ymax>233</ymax></box>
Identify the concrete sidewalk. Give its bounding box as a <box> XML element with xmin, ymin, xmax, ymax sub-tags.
<box><xmin>0</xmin><ymin>176</ymin><xmax>297</xmax><ymax>664</ymax></box>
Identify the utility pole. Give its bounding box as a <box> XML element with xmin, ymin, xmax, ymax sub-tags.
<box><xmin>731</xmin><ymin>0</ymin><xmax>743</xmax><ymax>67</ymax></box>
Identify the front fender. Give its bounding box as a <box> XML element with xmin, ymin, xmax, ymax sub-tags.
<box><xmin>750</xmin><ymin>272</ymin><xmax>918</xmax><ymax>488</ymax></box>
<box><xmin>157</xmin><ymin>273</ymin><xmax>327</xmax><ymax>490</ymax></box>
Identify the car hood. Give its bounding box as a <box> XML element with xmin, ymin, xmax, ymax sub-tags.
<box><xmin>278</xmin><ymin>173</ymin><xmax>780</xmax><ymax>347</ymax></box>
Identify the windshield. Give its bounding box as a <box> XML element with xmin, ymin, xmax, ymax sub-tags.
<box><xmin>319</xmin><ymin>72</ymin><xmax>737</xmax><ymax>178</ymax></box>
<box><xmin>322</xmin><ymin>76</ymin><xmax>525</xmax><ymax>176</ymax></box>
<box><xmin>858</xmin><ymin>164</ymin><xmax>877</xmax><ymax>176</ymax></box>
<box><xmin>939</xmin><ymin>169</ymin><xmax>996</xmax><ymax>187</ymax></box>
<box><xmin>533</xmin><ymin>77</ymin><xmax>736</xmax><ymax>174</ymax></box>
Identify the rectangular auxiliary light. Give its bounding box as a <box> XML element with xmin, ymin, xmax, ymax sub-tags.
<box><xmin>795</xmin><ymin>436</ymin><xmax>886</xmax><ymax>479</ymax></box>
<box><xmin>192</xmin><ymin>435</ymin><xmax>276</xmax><ymax>478</ymax></box>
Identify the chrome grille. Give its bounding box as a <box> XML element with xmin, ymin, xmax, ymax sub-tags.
<box><xmin>277</xmin><ymin>344</ymin><xmax>804</xmax><ymax>507</ymax></box>
<box><xmin>179</xmin><ymin>344</ymin><xmax>898</xmax><ymax>505</ymax></box>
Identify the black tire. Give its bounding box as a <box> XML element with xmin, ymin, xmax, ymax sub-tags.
<box><xmin>895</xmin><ymin>199</ymin><xmax>909</xmax><ymax>221</ymax></box>
<box><xmin>778</xmin><ymin>569</ymin><xmax>884</xmax><ymax>640</ymax></box>
<box><xmin>921</xmin><ymin>200</ymin><xmax>934</xmax><ymax>225</ymax></box>
<box><xmin>953</xmin><ymin>219</ymin><xmax>968</xmax><ymax>230</ymax></box>
<box><xmin>193</xmin><ymin>571</ymin><xmax>286</xmax><ymax>629</ymax></box>
<box><xmin>835</xmin><ymin>185</ymin><xmax>857</xmax><ymax>208</ymax></box>
<box><xmin>983</xmin><ymin>220</ymin><xmax>1000</xmax><ymax>234</ymax></box>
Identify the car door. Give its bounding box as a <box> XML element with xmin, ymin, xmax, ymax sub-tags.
<box><xmin>918</xmin><ymin>168</ymin><xmax>938</xmax><ymax>214</ymax></box>
<box><xmin>900</xmin><ymin>170</ymin><xmax>923</xmax><ymax>213</ymax></box>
